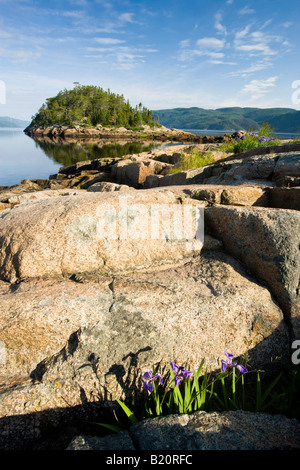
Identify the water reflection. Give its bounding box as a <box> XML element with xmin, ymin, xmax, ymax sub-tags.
<box><xmin>34</xmin><ymin>139</ymin><xmax>160</xmax><ymax>167</ymax></box>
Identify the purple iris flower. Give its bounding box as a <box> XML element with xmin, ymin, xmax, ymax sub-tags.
<box><xmin>221</xmin><ymin>351</ymin><xmax>248</xmax><ymax>374</ymax></box>
<box><xmin>170</xmin><ymin>361</ymin><xmax>193</xmax><ymax>387</ymax></box>
<box><xmin>258</xmin><ymin>136</ymin><xmax>274</xmax><ymax>142</ymax></box>
<box><xmin>142</xmin><ymin>369</ymin><xmax>163</xmax><ymax>393</ymax></box>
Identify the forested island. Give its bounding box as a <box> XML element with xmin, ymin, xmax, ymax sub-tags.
<box><xmin>29</xmin><ymin>83</ymin><xmax>159</xmax><ymax>130</ymax></box>
<box><xmin>24</xmin><ymin>84</ymin><xmax>200</xmax><ymax>142</ymax></box>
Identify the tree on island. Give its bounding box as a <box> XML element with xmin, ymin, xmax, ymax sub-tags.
<box><xmin>30</xmin><ymin>83</ymin><xmax>158</xmax><ymax>130</ymax></box>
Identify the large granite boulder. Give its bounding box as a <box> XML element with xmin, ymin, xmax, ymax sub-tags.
<box><xmin>0</xmin><ymin>252</ymin><xmax>288</xmax><ymax>393</ymax></box>
<box><xmin>0</xmin><ymin>190</ymin><xmax>204</xmax><ymax>283</ymax></box>
<box><xmin>0</xmin><ymin>252</ymin><xmax>290</xmax><ymax>449</ymax></box>
<box><xmin>205</xmin><ymin>205</ymin><xmax>300</xmax><ymax>336</ymax></box>
<box><xmin>67</xmin><ymin>410</ymin><xmax>300</xmax><ymax>450</ymax></box>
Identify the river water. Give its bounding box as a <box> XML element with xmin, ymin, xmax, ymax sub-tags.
<box><xmin>1</xmin><ymin>128</ymin><xmax>299</xmax><ymax>187</ymax></box>
<box><xmin>0</xmin><ymin>129</ymin><xmax>171</xmax><ymax>187</ymax></box>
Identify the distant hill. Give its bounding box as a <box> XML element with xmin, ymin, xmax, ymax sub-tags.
<box><xmin>0</xmin><ymin>116</ymin><xmax>30</xmax><ymax>128</ymax></box>
<box><xmin>154</xmin><ymin>107</ymin><xmax>300</xmax><ymax>133</ymax></box>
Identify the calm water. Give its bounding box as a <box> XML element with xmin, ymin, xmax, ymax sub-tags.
<box><xmin>0</xmin><ymin>129</ymin><xmax>170</xmax><ymax>187</ymax></box>
<box><xmin>1</xmin><ymin>128</ymin><xmax>300</xmax><ymax>187</ymax></box>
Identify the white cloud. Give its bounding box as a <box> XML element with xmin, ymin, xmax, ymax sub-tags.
<box><xmin>228</xmin><ymin>60</ymin><xmax>272</xmax><ymax>77</ymax></box>
<box><xmin>94</xmin><ymin>38</ymin><xmax>125</xmax><ymax>44</ymax></box>
<box><xmin>179</xmin><ymin>39</ymin><xmax>190</xmax><ymax>48</ymax></box>
<box><xmin>119</xmin><ymin>12</ymin><xmax>135</xmax><ymax>23</ymax></box>
<box><xmin>234</xmin><ymin>28</ymin><xmax>282</xmax><ymax>57</ymax></box>
<box><xmin>84</xmin><ymin>45</ymin><xmax>158</xmax><ymax>70</ymax></box>
<box><xmin>62</xmin><ymin>10</ymin><xmax>83</xmax><ymax>18</ymax></box>
<box><xmin>178</xmin><ymin>36</ymin><xmax>227</xmax><ymax>64</ymax></box>
<box><xmin>209</xmin><ymin>59</ymin><xmax>236</xmax><ymax>65</ymax></box>
<box><xmin>260</xmin><ymin>19</ymin><xmax>272</xmax><ymax>30</ymax></box>
<box><xmin>196</xmin><ymin>37</ymin><xmax>225</xmax><ymax>50</ymax></box>
<box><xmin>0</xmin><ymin>46</ymin><xmax>41</xmax><ymax>62</ymax></box>
<box><xmin>241</xmin><ymin>76</ymin><xmax>278</xmax><ymax>99</ymax></box>
<box><xmin>235</xmin><ymin>25</ymin><xmax>252</xmax><ymax>40</ymax></box>
<box><xmin>236</xmin><ymin>43</ymin><xmax>277</xmax><ymax>56</ymax></box>
<box><xmin>239</xmin><ymin>6</ymin><xmax>255</xmax><ymax>15</ymax></box>
<box><xmin>214</xmin><ymin>12</ymin><xmax>227</xmax><ymax>35</ymax></box>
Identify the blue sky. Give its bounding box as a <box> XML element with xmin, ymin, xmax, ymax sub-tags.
<box><xmin>0</xmin><ymin>0</ymin><xmax>299</xmax><ymax>120</ymax></box>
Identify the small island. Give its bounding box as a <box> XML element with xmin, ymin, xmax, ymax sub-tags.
<box><xmin>24</xmin><ymin>83</ymin><xmax>202</xmax><ymax>143</ymax></box>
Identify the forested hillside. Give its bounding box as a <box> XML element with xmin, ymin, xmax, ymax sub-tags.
<box><xmin>29</xmin><ymin>84</ymin><xmax>158</xmax><ymax>129</ymax></box>
<box><xmin>154</xmin><ymin>107</ymin><xmax>300</xmax><ymax>132</ymax></box>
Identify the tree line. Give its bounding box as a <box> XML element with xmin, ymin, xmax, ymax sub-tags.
<box><xmin>30</xmin><ymin>83</ymin><xmax>159</xmax><ymax>129</ymax></box>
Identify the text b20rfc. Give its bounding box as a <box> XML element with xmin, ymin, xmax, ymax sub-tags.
<box><xmin>150</xmin><ymin>455</ymin><xmax>192</xmax><ymax>465</ymax></box>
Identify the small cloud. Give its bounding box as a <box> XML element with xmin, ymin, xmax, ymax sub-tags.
<box><xmin>228</xmin><ymin>60</ymin><xmax>272</xmax><ymax>77</ymax></box>
<box><xmin>119</xmin><ymin>12</ymin><xmax>135</xmax><ymax>23</ymax></box>
<box><xmin>0</xmin><ymin>47</ymin><xmax>41</xmax><ymax>63</ymax></box>
<box><xmin>62</xmin><ymin>10</ymin><xmax>83</xmax><ymax>18</ymax></box>
<box><xmin>179</xmin><ymin>39</ymin><xmax>190</xmax><ymax>48</ymax></box>
<box><xmin>282</xmin><ymin>21</ymin><xmax>292</xmax><ymax>28</ymax></box>
<box><xmin>209</xmin><ymin>59</ymin><xmax>236</xmax><ymax>65</ymax></box>
<box><xmin>260</xmin><ymin>19</ymin><xmax>272</xmax><ymax>30</ymax></box>
<box><xmin>214</xmin><ymin>12</ymin><xmax>227</xmax><ymax>35</ymax></box>
<box><xmin>226</xmin><ymin>0</ymin><xmax>234</xmax><ymax>4</ymax></box>
<box><xmin>94</xmin><ymin>38</ymin><xmax>125</xmax><ymax>44</ymax></box>
<box><xmin>196</xmin><ymin>37</ymin><xmax>225</xmax><ymax>50</ymax></box>
<box><xmin>235</xmin><ymin>25</ymin><xmax>251</xmax><ymax>40</ymax></box>
<box><xmin>178</xmin><ymin>37</ymin><xmax>227</xmax><ymax>63</ymax></box>
<box><xmin>239</xmin><ymin>6</ymin><xmax>255</xmax><ymax>15</ymax></box>
<box><xmin>241</xmin><ymin>76</ymin><xmax>278</xmax><ymax>99</ymax></box>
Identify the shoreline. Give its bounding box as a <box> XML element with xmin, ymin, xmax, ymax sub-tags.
<box><xmin>23</xmin><ymin>124</ymin><xmax>233</xmax><ymax>143</ymax></box>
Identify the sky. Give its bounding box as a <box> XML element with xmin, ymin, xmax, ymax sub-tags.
<box><xmin>0</xmin><ymin>0</ymin><xmax>299</xmax><ymax>121</ymax></box>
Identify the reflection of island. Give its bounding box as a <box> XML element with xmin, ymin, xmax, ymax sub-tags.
<box><xmin>34</xmin><ymin>139</ymin><xmax>160</xmax><ymax>167</ymax></box>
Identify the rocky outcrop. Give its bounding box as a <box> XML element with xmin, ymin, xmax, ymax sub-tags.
<box><xmin>0</xmin><ymin>142</ymin><xmax>300</xmax><ymax>450</ymax></box>
<box><xmin>87</xmin><ymin>181</ymin><xmax>133</xmax><ymax>192</ymax></box>
<box><xmin>67</xmin><ymin>410</ymin><xmax>300</xmax><ymax>450</ymax></box>
<box><xmin>144</xmin><ymin>151</ymin><xmax>300</xmax><ymax>189</ymax></box>
<box><xmin>0</xmin><ymin>190</ymin><xmax>204</xmax><ymax>283</ymax></box>
<box><xmin>205</xmin><ymin>206</ymin><xmax>300</xmax><ymax>334</ymax></box>
<box><xmin>0</xmin><ymin>252</ymin><xmax>288</xmax><ymax>384</ymax></box>
<box><xmin>111</xmin><ymin>159</ymin><xmax>171</xmax><ymax>187</ymax></box>
<box><xmin>0</xmin><ymin>252</ymin><xmax>289</xmax><ymax>449</ymax></box>
<box><xmin>24</xmin><ymin>124</ymin><xmax>205</xmax><ymax>143</ymax></box>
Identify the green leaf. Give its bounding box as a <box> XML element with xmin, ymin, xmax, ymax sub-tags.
<box><xmin>95</xmin><ymin>423</ymin><xmax>124</xmax><ymax>433</ymax></box>
<box><xmin>256</xmin><ymin>372</ymin><xmax>262</xmax><ymax>412</ymax></box>
<box><xmin>114</xmin><ymin>398</ymin><xmax>139</xmax><ymax>424</ymax></box>
<box><xmin>261</xmin><ymin>372</ymin><xmax>283</xmax><ymax>405</ymax></box>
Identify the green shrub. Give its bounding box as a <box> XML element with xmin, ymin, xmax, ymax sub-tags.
<box><xmin>220</xmin><ymin>122</ymin><xmax>283</xmax><ymax>154</ymax></box>
<box><xmin>167</xmin><ymin>149</ymin><xmax>215</xmax><ymax>174</ymax></box>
